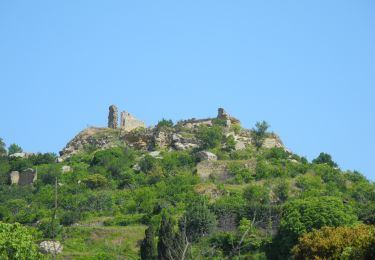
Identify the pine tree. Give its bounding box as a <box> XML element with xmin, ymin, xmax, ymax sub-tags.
<box><xmin>140</xmin><ymin>225</ymin><xmax>156</xmax><ymax>260</ymax></box>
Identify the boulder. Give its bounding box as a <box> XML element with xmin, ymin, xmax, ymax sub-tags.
<box><xmin>39</xmin><ymin>241</ymin><xmax>63</xmax><ymax>255</ymax></box>
<box><xmin>61</xmin><ymin>165</ymin><xmax>72</xmax><ymax>173</ymax></box>
<box><xmin>197</xmin><ymin>151</ymin><xmax>218</xmax><ymax>161</ymax></box>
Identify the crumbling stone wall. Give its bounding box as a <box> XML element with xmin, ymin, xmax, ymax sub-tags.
<box><xmin>10</xmin><ymin>168</ymin><xmax>37</xmax><ymax>185</ymax></box>
<box><xmin>120</xmin><ymin>111</ymin><xmax>146</xmax><ymax>132</ymax></box>
<box><xmin>108</xmin><ymin>105</ymin><xmax>118</xmax><ymax>129</ymax></box>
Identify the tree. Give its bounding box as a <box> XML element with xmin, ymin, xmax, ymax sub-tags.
<box><xmin>157</xmin><ymin>214</ymin><xmax>175</xmax><ymax>260</ymax></box>
<box><xmin>0</xmin><ymin>222</ymin><xmax>41</xmax><ymax>259</ymax></box>
<box><xmin>83</xmin><ymin>174</ymin><xmax>108</xmax><ymax>189</ymax></box>
<box><xmin>157</xmin><ymin>214</ymin><xmax>190</xmax><ymax>260</ymax></box>
<box><xmin>0</xmin><ymin>138</ymin><xmax>6</xmax><ymax>156</ymax></box>
<box><xmin>7</xmin><ymin>143</ymin><xmax>23</xmax><ymax>155</ymax></box>
<box><xmin>197</xmin><ymin>125</ymin><xmax>224</xmax><ymax>149</ymax></box>
<box><xmin>251</xmin><ymin>121</ymin><xmax>270</xmax><ymax>149</ymax></box>
<box><xmin>312</xmin><ymin>152</ymin><xmax>338</xmax><ymax>168</ymax></box>
<box><xmin>140</xmin><ymin>226</ymin><xmax>156</xmax><ymax>260</ymax></box>
<box><xmin>269</xmin><ymin>196</ymin><xmax>357</xmax><ymax>258</ymax></box>
<box><xmin>292</xmin><ymin>225</ymin><xmax>375</xmax><ymax>259</ymax></box>
<box><xmin>184</xmin><ymin>198</ymin><xmax>217</xmax><ymax>242</ymax></box>
<box><xmin>157</xmin><ymin>119</ymin><xmax>174</xmax><ymax>129</ymax></box>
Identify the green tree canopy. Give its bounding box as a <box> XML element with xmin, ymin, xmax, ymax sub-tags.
<box><xmin>0</xmin><ymin>222</ymin><xmax>41</xmax><ymax>259</ymax></box>
<box><xmin>0</xmin><ymin>138</ymin><xmax>6</xmax><ymax>156</ymax></box>
<box><xmin>269</xmin><ymin>196</ymin><xmax>357</xmax><ymax>258</ymax></box>
<box><xmin>312</xmin><ymin>152</ymin><xmax>338</xmax><ymax>168</ymax></box>
<box><xmin>7</xmin><ymin>144</ymin><xmax>22</xmax><ymax>155</ymax></box>
<box><xmin>251</xmin><ymin>121</ymin><xmax>270</xmax><ymax>149</ymax></box>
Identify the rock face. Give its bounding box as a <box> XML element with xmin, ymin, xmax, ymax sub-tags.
<box><xmin>197</xmin><ymin>151</ymin><xmax>218</xmax><ymax>161</ymax></box>
<box><xmin>10</xmin><ymin>168</ymin><xmax>37</xmax><ymax>185</ymax></box>
<box><xmin>197</xmin><ymin>160</ymin><xmax>256</xmax><ymax>182</ymax></box>
<box><xmin>120</xmin><ymin>111</ymin><xmax>145</xmax><ymax>131</ymax></box>
<box><xmin>108</xmin><ymin>105</ymin><xmax>118</xmax><ymax>129</ymax></box>
<box><xmin>39</xmin><ymin>241</ymin><xmax>63</xmax><ymax>255</ymax></box>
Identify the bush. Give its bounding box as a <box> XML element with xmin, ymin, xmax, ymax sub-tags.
<box><xmin>184</xmin><ymin>197</ymin><xmax>217</xmax><ymax>242</ymax></box>
<box><xmin>83</xmin><ymin>174</ymin><xmax>108</xmax><ymax>189</ymax></box>
<box><xmin>157</xmin><ymin>119</ymin><xmax>174</xmax><ymax>128</ymax></box>
<box><xmin>312</xmin><ymin>152</ymin><xmax>338</xmax><ymax>168</ymax></box>
<box><xmin>197</xmin><ymin>125</ymin><xmax>224</xmax><ymax>149</ymax></box>
<box><xmin>269</xmin><ymin>196</ymin><xmax>357</xmax><ymax>258</ymax></box>
<box><xmin>0</xmin><ymin>222</ymin><xmax>41</xmax><ymax>259</ymax></box>
<box><xmin>292</xmin><ymin>225</ymin><xmax>375</xmax><ymax>259</ymax></box>
<box><xmin>37</xmin><ymin>218</ymin><xmax>62</xmax><ymax>239</ymax></box>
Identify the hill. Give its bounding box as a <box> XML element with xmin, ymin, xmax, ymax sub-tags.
<box><xmin>0</xmin><ymin>107</ymin><xmax>374</xmax><ymax>259</ymax></box>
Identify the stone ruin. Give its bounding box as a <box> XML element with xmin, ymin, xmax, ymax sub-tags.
<box><xmin>178</xmin><ymin>108</ymin><xmax>241</xmax><ymax>128</ymax></box>
<box><xmin>10</xmin><ymin>168</ymin><xmax>37</xmax><ymax>185</ymax></box>
<box><xmin>107</xmin><ymin>105</ymin><xmax>146</xmax><ymax>132</ymax></box>
<box><xmin>108</xmin><ymin>105</ymin><xmax>118</xmax><ymax>129</ymax></box>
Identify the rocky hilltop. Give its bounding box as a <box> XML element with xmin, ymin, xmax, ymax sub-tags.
<box><xmin>59</xmin><ymin>106</ymin><xmax>284</xmax><ymax>160</ymax></box>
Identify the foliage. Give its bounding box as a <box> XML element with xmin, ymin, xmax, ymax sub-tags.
<box><xmin>184</xmin><ymin>197</ymin><xmax>217</xmax><ymax>242</ymax></box>
<box><xmin>0</xmin><ymin>138</ymin><xmax>6</xmax><ymax>156</ymax></box>
<box><xmin>291</xmin><ymin>225</ymin><xmax>375</xmax><ymax>259</ymax></box>
<box><xmin>157</xmin><ymin>118</ymin><xmax>174</xmax><ymax>128</ymax></box>
<box><xmin>251</xmin><ymin>121</ymin><xmax>270</xmax><ymax>149</ymax></box>
<box><xmin>312</xmin><ymin>152</ymin><xmax>338</xmax><ymax>168</ymax></box>
<box><xmin>0</xmin><ymin>222</ymin><xmax>41</xmax><ymax>259</ymax></box>
<box><xmin>83</xmin><ymin>174</ymin><xmax>108</xmax><ymax>189</ymax></box>
<box><xmin>197</xmin><ymin>125</ymin><xmax>224</xmax><ymax>149</ymax></box>
<box><xmin>7</xmin><ymin>143</ymin><xmax>23</xmax><ymax>155</ymax></box>
<box><xmin>269</xmin><ymin>196</ymin><xmax>357</xmax><ymax>258</ymax></box>
<box><xmin>140</xmin><ymin>225</ymin><xmax>156</xmax><ymax>260</ymax></box>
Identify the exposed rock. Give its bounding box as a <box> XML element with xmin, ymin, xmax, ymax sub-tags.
<box><xmin>61</xmin><ymin>165</ymin><xmax>71</xmax><ymax>173</ymax></box>
<box><xmin>120</xmin><ymin>111</ymin><xmax>145</xmax><ymax>132</ymax></box>
<box><xmin>39</xmin><ymin>241</ymin><xmax>63</xmax><ymax>255</ymax></box>
<box><xmin>149</xmin><ymin>151</ymin><xmax>163</xmax><ymax>159</ymax></box>
<box><xmin>197</xmin><ymin>151</ymin><xmax>218</xmax><ymax>161</ymax></box>
<box><xmin>197</xmin><ymin>160</ymin><xmax>256</xmax><ymax>182</ymax></box>
<box><xmin>108</xmin><ymin>105</ymin><xmax>118</xmax><ymax>129</ymax></box>
<box><xmin>132</xmin><ymin>164</ymin><xmax>141</xmax><ymax>172</ymax></box>
<box><xmin>153</xmin><ymin>129</ymin><xmax>173</xmax><ymax>149</ymax></box>
<box><xmin>263</xmin><ymin>137</ymin><xmax>283</xmax><ymax>149</ymax></box>
<box><xmin>60</xmin><ymin>107</ymin><xmax>287</xmax><ymax>159</ymax></box>
<box><xmin>9</xmin><ymin>152</ymin><xmax>34</xmax><ymax>158</ymax></box>
<box><xmin>10</xmin><ymin>168</ymin><xmax>37</xmax><ymax>185</ymax></box>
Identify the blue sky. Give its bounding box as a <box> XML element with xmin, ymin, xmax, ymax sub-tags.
<box><xmin>0</xmin><ymin>1</ymin><xmax>374</xmax><ymax>180</ymax></box>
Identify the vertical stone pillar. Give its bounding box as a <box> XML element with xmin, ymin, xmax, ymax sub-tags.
<box><xmin>108</xmin><ymin>105</ymin><xmax>118</xmax><ymax>129</ymax></box>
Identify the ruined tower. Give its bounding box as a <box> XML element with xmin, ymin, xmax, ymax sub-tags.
<box><xmin>120</xmin><ymin>111</ymin><xmax>145</xmax><ymax>131</ymax></box>
<box><xmin>108</xmin><ymin>105</ymin><xmax>118</xmax><ymax>129</ymax></box>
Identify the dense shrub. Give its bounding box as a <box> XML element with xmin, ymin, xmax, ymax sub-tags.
<box><xmin>0</xmin><ymin>222</ymin><xmax>41</xmax><ymax>259</ymax></box>
<box><xmin>292</xmin><ymin>225</ymin><xmax>375</xmax><ymax>259</ymax></box>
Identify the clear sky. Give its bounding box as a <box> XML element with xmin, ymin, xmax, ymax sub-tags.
<box><xmin>0</xmin><ymin>1</ymin><xmax>374</xmax><ymax>180</ymax></box>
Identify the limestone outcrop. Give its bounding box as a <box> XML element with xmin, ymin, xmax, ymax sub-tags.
<box><xmin>39</xmin><ymin>241</ymin><xmax>63</xmax><ymax>255</ymax></box>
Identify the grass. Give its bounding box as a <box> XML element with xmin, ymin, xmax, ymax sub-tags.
<box><xmin>57</xmin><ymin>225</ymin><xmax>146</xmax><ymax>259</ymax></box>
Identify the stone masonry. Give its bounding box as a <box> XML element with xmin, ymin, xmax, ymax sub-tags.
<box><xmin>120</xmin><ymin>111</ymin><xmax>146</xmax><ymax>131</ymax></box>
<box><xmin>108</xmin><ymin>105</ymin><xmax>118</xmax><ymax>129</ymax></box>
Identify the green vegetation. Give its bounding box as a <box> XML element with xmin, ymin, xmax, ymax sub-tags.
<box><xmin>0</xmin><ymin>121</ymin><xmax>374</xmax><ymax>259</ymax></box>
<box><xmin>0</xmin><ymin>222</ymin><xmax>41</xmax><ymax>259</ymax></box>
<box><xmin>8</xmin><ymin>143</ymin><xmax>23</xmax><ymax>155</ymax></box>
